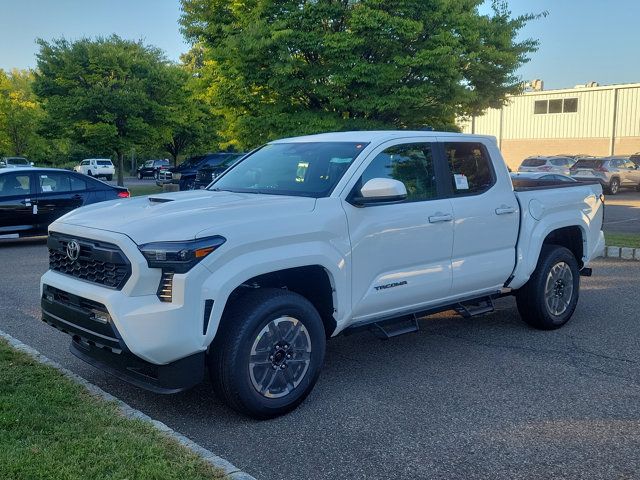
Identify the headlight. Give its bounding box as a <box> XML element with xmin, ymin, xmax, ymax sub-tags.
<box><xmin>138</xmin><ymin>236</ymin><xmax>226</xmax><ymax>273</ymax></box>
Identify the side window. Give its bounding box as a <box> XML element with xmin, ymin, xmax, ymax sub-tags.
<box><xmin>358</xmin><ymin>143</ymin><xmax>437</xmax><ymax>202</ymax></box>
<box><xmin>0</xmin><ymin>173</ymin><xmax>31</xmax><ymax>198</ymax></box>
<box><xmin>444</xmin><ymin>142</ymin><xmax>495</xmax><ymax>195</ymax></box>
<box><xmin>145</xmin><ymin>160</ymin><xmax>154</xmax><ymax>168</ymax></box>
<box><xmin>70</xmin><ymin>175</ymin><xmax>87</xmax><ymax>191</ymax></box>
<box><xmin>39</xmin><ymin>172</ymin><xmax>71</xmax><ymax>193</ymax></box>
<box><xmin>81</xmin><ymin>160</ymin><xmax>89</xmax><ymax>166</ymax></box>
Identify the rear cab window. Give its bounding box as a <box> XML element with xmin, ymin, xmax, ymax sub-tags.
<box><xmin>444</xmin><ymin>142</ymin><xmax>495</xmax><ymax>195</ymax></box>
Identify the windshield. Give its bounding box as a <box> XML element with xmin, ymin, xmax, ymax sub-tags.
<box><xmin>8</xmin><ymin>158</ymin><xmax>29</xmax><ymax>165</ymax></box>
<box><xmin>210</xmin><ymin>142</ymin><xmax>367</xmax><ymax>197</ymax></box>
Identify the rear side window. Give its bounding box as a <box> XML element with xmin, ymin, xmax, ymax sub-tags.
<box><xmin>573</xmin><ymin>159</ymin><xmax>604</xmax><ymax>169</ymax></box>
<box><xmin>550</xmin><ymin>157</ymin><xmax>572</xmax><ymax>166</ymax></box>
<box><xmin>97</xmin><ymin>160</ymin><xmax>112</xmax><ymax>166</ymax></box>
<box><xmin>39</xmin><ymin>172</ymin><xmax>71</xmax><ymax>193</ymax></box>
<box><xmin>445</xmin><ymin>142</ymin><xmax>495</xmax><ymax>195</ymax></box>
<box><xmin>358</xmin><ymin>143</ymin><xmax>437</xmax><ymax>202</ymax></box>
<box><xmin>522</xmin><ymin>158</ymin><xmax>546</xmax><ymax>167</ymax></box>
<box><xmin>70</xmin><ymin>175</ymin><xmax>87</xmax><ymax>191</ymax></box>
<box><xmin>0</xmin><ymin>173</ymin><xmax>30</xmax><ymax>198</ymax></box>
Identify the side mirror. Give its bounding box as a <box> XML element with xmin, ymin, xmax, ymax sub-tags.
<box><xmin>353</xmin><ymin>178</ymin><xmax>407</xmax><ymax>205</ymax></box>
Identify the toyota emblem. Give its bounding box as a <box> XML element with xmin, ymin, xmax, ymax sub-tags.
<box><xmin>66</xmin><ymin>240</ymin><xmax>80</xmax><ymax>262</ymax></box>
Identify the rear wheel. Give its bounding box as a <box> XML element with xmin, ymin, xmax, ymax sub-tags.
<box><xmin>209</xmin><ymin>288</ymin><xmax>326</xmax><ymax>419</ymax></box>
<box><xmin>106</xmin><ymin>175</ymin><xmax>113</xmax><ymax>181</ymax></box>
<box><xmin>606</xmin><ymin>178</ymin><xmax>620</xmax><ymax>195</ymax></box>
<box><xmin>87</xmin><ymin>170</ymin><xmax>93</xmax><ymax>177</ymax></box>
<box><xmin>516</xmin><ymin>245</ymin><xmax>580</xmax><ymax>330</ymax></box>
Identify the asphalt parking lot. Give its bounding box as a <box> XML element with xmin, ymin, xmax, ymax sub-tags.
<box><xmin>603</xmin><ymin>191</ymin><xmax>640</xmax><ymax>234</ymax></box>
<box><xmin>1</xmin><ymin>239</ymin><xmax>639</xmax><ymax>480</ymax></box>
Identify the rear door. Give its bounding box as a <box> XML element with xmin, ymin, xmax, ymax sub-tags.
<box><xmin>344</xmin><ymin>138</ymin><xmax>455</xmax><ymax>320</ymax></box>
<box><xmin>33</xmin><ymin>171</ymin><xmax>85</xmax><ymax>229</ymax></box>
<box><xmin>624</xmin><ymin>160</ymin><xmax>640</xmax><ymax>185</ymax></box>
<box><xmin>442</xmin><ymin>140</ymin><xmax>520</xmax><ymax>295</ymax></box>
<box><xmin>0</xmin><ymin>171</ymin><xmax>37</xmax><ymax>237</ymax></box>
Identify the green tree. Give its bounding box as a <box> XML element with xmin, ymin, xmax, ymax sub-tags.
<box><xmin>0</xmin><ymin>69</ymin><xmax>44</xmax><ymax>158</ymax></box>
<box><xmin>180</xmin><ymin>0</ymin><xmax>542</xmax><ymax>149</ymax></box>
<box><xmin>33</xmin><ymin>36</ymin><xmax>180</xmax><ymax>185</ymax></box>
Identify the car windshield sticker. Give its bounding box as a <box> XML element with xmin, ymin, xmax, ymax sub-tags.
<box><xmin>454</xmin><ymin>174</ymin><xmax>469</xmax><ymax>190</ymax></box>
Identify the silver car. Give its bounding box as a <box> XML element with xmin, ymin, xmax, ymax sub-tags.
<box><xmin>518</xmin><ymin>156</ymin><xmax>576</xmax><ymax>176</ymax></box>
<box><xmin>570</xmin><ymin>156</ymin><xmax>640</xmax><ymax>195</ymax></box>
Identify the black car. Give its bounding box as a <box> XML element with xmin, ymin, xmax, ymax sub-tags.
<box><xmin>176</xmin><ymin>153</ymin><xmax>245</xmax><ymax>190</ymax></box>
<box><xmin>137</xmin><ymin>159</ymin><xmax>170</xmax><ymax>179</ymax></box>
<box><xmin>194</xmin><ymin>153</ymin><xmax>245</xmax><ymax>189</ymax></box>
<box><xmin>0</xmin><ymin>168</ymin><xmax>129</xmax><ymax>239</ymax></box>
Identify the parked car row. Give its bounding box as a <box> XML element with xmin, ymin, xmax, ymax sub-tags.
<box><xmin>518</xmin><ymin>154</ymin><xmax>640</xmax><ymax>194</ymax></box>
<box><xmin>0</xmin><ymin>167</ymin><xmax>129</xmax><ymax>239</ymax></box>
<box><xmin>156</xmin><ymin>152</ymin><xmax>245</xmax><ymax>190</ymax></box>
<box><xmin>1</xmin><ymin>157</ymin><xmax>34</xmax><ymax>168</ymax></box>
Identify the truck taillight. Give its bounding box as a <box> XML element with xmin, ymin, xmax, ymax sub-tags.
<box><xmin>117</xmin><ymin>190</ymin><xmax>130</xmax><ymax>198</ymax></box>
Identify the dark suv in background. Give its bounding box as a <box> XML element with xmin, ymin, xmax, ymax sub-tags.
<box><xmin>194</xmin><ymin>153</ymin><xmax>245</xmax><ymax>189</ymax></box>
<box><xmin>136</xmin><ymin>159</ymin><xmax>170</xmax><ymax>179</ymax></box>
<box><xmin>157</xmin><ymin>153</ymin><xmax>244</xmax><ymax>190</ymax></box>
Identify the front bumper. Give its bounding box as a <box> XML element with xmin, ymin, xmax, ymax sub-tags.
<box><xmin>41</xmin><ymin>284</ymin><xmax>204</xmax><ymax>393</ymax></box>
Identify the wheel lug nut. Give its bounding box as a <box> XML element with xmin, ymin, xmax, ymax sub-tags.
<box><xmin>286</xmin><ymin>353</ymin><xmax>291</xmax><ymax>359</ymax></box>
<box><xmin>280</xmin><ymin>364</ymin><xmax>286</xmax><ymax>369</ymax></box>
<box><xmin>269</xmin><ymin>355</ymin><xmax>273</xmax><ymax>361</ymax></box>
<box><xmin>272</xmin><ymin>365</ymin><xmax>277</xmax><ymax>370</ymax></box>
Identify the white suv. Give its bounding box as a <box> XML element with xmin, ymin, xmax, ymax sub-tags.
<box><xmin>74</xmin><ymin>158</ymin><xmax>115</xmax><ymax>180</ymax></box>
<box><xmin>518</xmin><ymin>156</ymin><xmax>576</xmax><ymax>176</ymax></box>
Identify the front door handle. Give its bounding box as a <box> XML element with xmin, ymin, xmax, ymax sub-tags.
<box><xmin>495</xmin><ymin>205</ymin><xmax>516</xmax><ymax>215</ymax></box>
<box><xmin>429</xmin><ymin>213</ymin><xmax>453</xmax><ymax>223</ymax></box>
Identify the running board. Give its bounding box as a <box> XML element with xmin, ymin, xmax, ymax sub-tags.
<box><xmin>454</xmin><ymin>297</ymin><xmax>495</xmax><ymax>318</ymax></box>
<box><xmin>369</xmin><ymin>315</ymin><xmax>420</xmax><ymax>340</ymax></box>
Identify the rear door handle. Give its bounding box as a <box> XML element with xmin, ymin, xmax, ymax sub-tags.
<box><xmin>428</xmin><ymin>213</ymin><xmax>453</xmax><ymax>223</ymax></box>
<box><xmin>495</xmin><ymin>206</ymin><xmax>516</xmax><ymax>215</ymax></box>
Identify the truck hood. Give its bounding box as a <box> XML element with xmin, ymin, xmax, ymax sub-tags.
<box><xmin>54</xmin><ymin>190</ymin><xmax>316</xmax><ymax>244</ymax></box>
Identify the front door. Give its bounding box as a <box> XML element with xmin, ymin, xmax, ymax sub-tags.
<box><xmin>343</xmin><ymin>139</ymin><xmax>454</xmax><ymax>321</ymax></box>
<box><xmin>0</xmin><ymin>171</ymin><xmax>37</xmax><ymax>237</ymax></box>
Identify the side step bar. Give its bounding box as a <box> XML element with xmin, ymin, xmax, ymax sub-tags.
<box><xmin>453</xmin><ymin>296</ymin><xmax>495</xmax><ymax>318</ymax></box>
<box><xmin>370</xmin><ymin>315</ymin><xmax>420</xmax><ymax>340</ymax></box>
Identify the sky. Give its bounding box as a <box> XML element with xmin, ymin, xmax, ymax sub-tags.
<box><xmin>0</xmin><ymin>0</ymin><xmax>638</xmax><ymax>90</ymax></box>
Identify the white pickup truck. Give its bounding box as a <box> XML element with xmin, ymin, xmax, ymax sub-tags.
<box><xmin>41</xmin><ymin>131</ymin><xmax>605</xmax><ymax>418</ymax></box>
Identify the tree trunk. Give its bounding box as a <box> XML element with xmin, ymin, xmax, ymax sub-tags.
<box><xmin>117</xmin><ymin>152</ymin><xmax>125</xmax><ymax>187</ymax></box>
<box><xmin>172</xmin><ymin>153</ymin><xmax>178</xmax><ymax>167</ymax></box>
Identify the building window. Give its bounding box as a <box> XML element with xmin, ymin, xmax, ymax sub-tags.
<box><xmin>534</xmin><ymin>100</ymin><xmax>547</xmax><ymax>114</ymax></box>
<box><xmin>533</xmin><ymin>98</ymin><xmax>579</xmax><ymax>115</ymax></box>
<box><xmin>548</xmin><ymin>99</ymin><xmax>563</xmax><ymax>114</ymax></box>
<box><xmin>563</xmin><ymin>98</ymin><xmax>578</xmax><ymax>113</ymax></box>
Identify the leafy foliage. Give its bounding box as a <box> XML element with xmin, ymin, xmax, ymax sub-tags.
<box><xmin>0</xmin><ymin>69</ymin><xmax>45</xmax><ymax>157</ymax></box>
<box><xmin>180</xmin><ymin>0</ymin><xmax>541</xmax><ymax>149</ymax></box>
<box><xmin>33</xmin><ymin>36</ymin><xmax>184</xmax><ymax>184</ymax></box>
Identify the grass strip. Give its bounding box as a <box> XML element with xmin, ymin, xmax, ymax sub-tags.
<box><xmin>0</xmin><ymin>339</ymin><xmax>223</xmax><ymax>480</ymax></box>
<box><xmin>605</xmin><ymin>232</ymin><xmax>640</xmax><ymax>249</ymax></box>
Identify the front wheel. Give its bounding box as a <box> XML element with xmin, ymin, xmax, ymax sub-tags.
<box><xmin>209</xmin><ymin>288</ymin><xmax>326</xmax><ymax>419</ymax></box>
<box><xmin>87</xmin><ymin>170</ymin><xmax>93</xmax><ymax>177</ymax></box>
<box><xmin>106</xmin><ymin>175</ymin><xmax>113</xmax><ymax>181</ymax></box>
<box><xmin>154</xmin><ymin>171</ymin><xmax>159</xmax><ymax>180</ymax></box>
<box><xmin>516</xmin><ymin>245</ymin><xmax>580</xmax><ymax>330</ymax></box>
<box><xmin>137</xmin><ymin>172</ymin><xmax>143</xmax><ymax>180</ymax></box>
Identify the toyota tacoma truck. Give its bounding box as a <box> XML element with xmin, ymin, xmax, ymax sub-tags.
<box><xmin>40</xmin><ymin>131</ymin><xmax>605</xmax><ymax>418</ymax></box>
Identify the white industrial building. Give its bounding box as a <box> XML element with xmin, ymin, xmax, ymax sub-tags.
<box><xmin>458</xmin><ymin>81</ymin><xmax>640</xmax><ymax>169</ymax></box>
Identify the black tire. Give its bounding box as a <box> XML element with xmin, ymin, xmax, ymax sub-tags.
<box><xmin>137</xmin><ymin>172</ymin><xmax>143</xmax><ymax>180</ymax></box>
<box><xmin>106</xmin><ymin>175</ymin><xmax>113</xmax><ymax>181</ymax></box>
<box><xmin>87</xmin><ymin>170</ymin><xmax>93</xmax><ymax>177</ymax></box>
<box><xmin>154</xmin><ymin>171</ymin><xmax>159</xmax><ymax>180</ymax></box>
<box><xmin>209</xmin><ymin>288</ymin><xmax>326</xmax><ymax>419</ymax></box>
<box><xmin>515</xmin><ymin>245</ymin><xmax>580</xmax><ymax>330</ymax></box>
<box><xmin>606</xmin><ymin>178</ymin><xmax>620</xmax><ymax>195</ymax></box>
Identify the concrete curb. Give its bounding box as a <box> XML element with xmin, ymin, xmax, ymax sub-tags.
<box><xmin>0</xmin><ymin>329</ymin><xmax>257</xmax><ymax>480</ymax></box>
<box><xmin>604</xmin><ymin>245</ymin><xmax>640</xmax><ymax>261</ymax></box>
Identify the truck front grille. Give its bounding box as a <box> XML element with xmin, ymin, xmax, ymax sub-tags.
<box><xmin>48</xmin><ymin>233</ymin><xmax>132</xmax><ymax>290</ymax></box>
